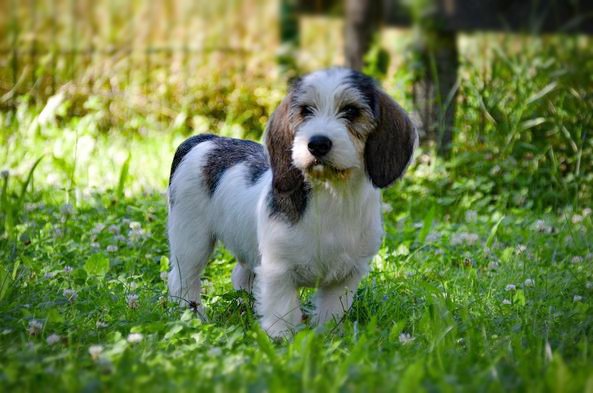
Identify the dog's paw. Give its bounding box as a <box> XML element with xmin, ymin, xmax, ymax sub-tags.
<box><xmin>261</xmin><ymin>318</ymin><xmax>296</xmax><ymax>339</ymax></box>
<box><xmin>167</xmin><ymin>270</ymin><xmax>201</xmax><ymax>304</ymax></box>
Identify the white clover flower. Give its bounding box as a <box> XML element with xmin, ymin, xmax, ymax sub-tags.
<box><xmin>505</xmin><ymin>284</ymin><xmax>516</xmax><ymax>291</ymax></box>
<box><xmin>583</xmin><ymin>208</ymin><xmax>592</xmax><ymax>217</ymax></box>
<box><xmin>129</xmin><ymin>221</ymin><xmax>142</xmax><ymax>230</ymax></box>
<box><xmin>571</xmin><ymin>256</ymin><xmax>583</xmax><ymax>264</ymax></box>
<box><xmin>63</xmin><ymin>289</ymin><xmax>78</xmax><ymax>302</ymax></box>
<box><xmin>91</xmin><ymin>242</ymin><xmax>100</xmax><ymax>249</ymax></box>
<box><xmin>88</xmin><ymin>345</ymin><xmax>104</xmax><ymax>360</ymax></box>
<box><xmin>573</xmin><ymin>295</ymin><xmax>583</xmax><ymax>302</ymax></box>
<box><xmin>571</xmin><ymin>214</ymin><xmax>584</xmax><ymax>224</ymax></box>
<box><xmin>63</xmin><ymin>265</ymin><xmax>73</xmax><ymax>274</ymax></box>
<box><xmin>91</xmin><ymin>223</ymin><xmax>106</xmax><ymax>235</ymax></box>
<box><xmin>96</xmin><ymin>321</ymin><xmax>108</xmax><ymax>329</ymax></box>
<box><xmin>46</xmin><ymin>334</ymin><xmax>60</xmax><ymax>346</ymax></box>
<box><xmin>127</xmin><ymin>333</ymin><xmax>144</xmax><ymax>344</ymax></box>
<box><xmin>60</xmin><ymin>203</ymin><xmax>74</xmax><ymax>216</ymax></box>
<box><xmin>160</xmin><ymin>271</ymin><xmax>168</xmax><ymax>282</ymax></box>
<box><xmin>451</xmin><ymin>232</ymin><xmax>479</xmax><ymax>246</ymax></box>
<box><xmin>106</xmin><ymin>245</ymin><xmax>118</xmax><ymax>253</ymax></box>
<box><xmin>44</xmin><ymin>272</ymin><xmax>56</xmax><ymax>279</ymax></box>
<box><xmin>488</xmin><ymin>261</ymin><xmax>499</xmax><ymax>271</ymax></box>
<box><xmin>533</xmin><ymin>220</ymin><xmax>553</xmax><ymax>234</ymax></box>
<box><xmin>24</xmin><ymin>203</ymin><xmax>39</xmax><ymax>212</ymax></box>
<box><xmin>465</xmin><ymin>210</ymin><xmax>478</xmax><ymax>223</ymax></box>
<box><xmin>524</xmin><ymin>278</ymin><xmax>535</xmax><ymax>287</ymax></box>
<box><xmin>502</xmin><ymin>299</ymin><xmax>512</xmax><ymax>305</ymax></box>
<box><xmin>586</xmin><ymin>282</ymin><xmax>593</xmax><ymax>290</ymax></box>
<box><xmin>516</xmin><ymin>244</ymin><xmax>527</xmax><ymax>254</ymax></box>
<box><xmin>426</xmin><ymin>232</ymin><xmax>441</xmax><ymax>243</ymax></box>
<box><xmin>127</xmin><ymin>227</ymin><xmax>146</xmax><ymax>243</ymax></box>
<box><xmin>465</xmin><ymin>233</ymin><xmax>480</xmax><ymax>245</ymax></box>
<box><xmin>127</xmin><ymin>294</ymin><xmax>139</xmax><ymax>309</ymax></box>
<box><xmin>28</xmin><ymin>320</ymin><xmax>44</xmax><ymax>336</ymax></box>
<box><xmin>108</xmin><ymin>225</ymin><xmax>120</xmax><ymax>234</ymax></box>
<box><xmin>0</xmin><ymin>169</ymin><xmax>9</xmax><ymax>179</ymax></box>
<box><xmin>398</xmin><ymin>333</ymin><xmax>415</xmax><ymax>345</ymax></box>
<box><xmin>114</xmin><ymin>235</ymin><xmax>126</xmax><ymax>243</ymax></box>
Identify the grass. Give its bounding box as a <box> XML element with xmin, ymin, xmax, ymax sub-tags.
<box><xmin>1</xmin><ymin>104</ymin><xmax>592</xmax><ymax>392</ymax></box>
<box><xmin>1</xmin><ymin>9</ymin><xmax>593</xmax><ymax>390</ymax></box>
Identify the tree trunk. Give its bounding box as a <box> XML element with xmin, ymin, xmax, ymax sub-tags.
<box><xmin>344</xmin><ymin>0</ymin><xmax>382</xmax><ymax>71</ymax></box>
<box><xmin>411</xmin><ymin>29</ymin><xmax>459</xmax><ymax>156</ymax></box>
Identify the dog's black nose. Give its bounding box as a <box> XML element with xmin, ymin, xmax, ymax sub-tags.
<box><xmin>308</xmin><ymin>135</ymin><xmax>332</xmax><ymax>157</ymax></box>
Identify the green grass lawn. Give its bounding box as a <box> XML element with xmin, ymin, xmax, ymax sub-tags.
<box><xmin>1</xmin><ymin>108</ymin><xmax>592</xmax><ymax>392</ymax></box>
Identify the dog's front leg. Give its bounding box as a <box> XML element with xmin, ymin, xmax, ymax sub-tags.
<box><xmin>312</xmin><ymin>271</ymin><xmax>363</xmax><ymax>327</ymax></box>
<box><xmin>255</xmin><ymin>263</ymin><xmax>302</xmax><ymax>338</ymax></box>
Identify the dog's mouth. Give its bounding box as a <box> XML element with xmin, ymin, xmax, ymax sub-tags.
<box><xmin>306</xmin><ymin>160</ymin><xmax>352</xmax><ymax>180</ymax></box>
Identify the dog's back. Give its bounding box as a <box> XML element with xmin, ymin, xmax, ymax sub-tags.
<box><xmin>167</xmin><ymin>134</ymin><xmax>270</xmax><ymax>303</ymax></box>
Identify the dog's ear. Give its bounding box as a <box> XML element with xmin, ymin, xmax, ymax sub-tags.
<box><xmin>364</xmin><ymin>89</ymin><xmax>417</xmax><ymax>188</ymax></box>
<box><xmin>264</xmin><ymin>94</ymin><xmax>304</xmax><ymax>194</ymax></box>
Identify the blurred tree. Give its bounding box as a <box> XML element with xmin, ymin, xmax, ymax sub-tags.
<box><xmin>344</xmin><ymin>0</ymin><xmax>382</xmax><ymax>71</ymax></box>
<box><xmin>410</xmin><ymin>25</ymin><xmax>458</xmax><ymax>157</ymax></box>
<box><xmin>279</xmin><ymin>0</ymin><xmax>300</xmax><ymax>77</ymax></box>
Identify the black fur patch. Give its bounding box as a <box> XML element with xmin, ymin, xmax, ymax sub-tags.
<box><xmin>203</xmin><ymin>137</ymin><xmax>269</xmax><ymax>196</ymax></box>
<box><xmin>346</xmin><ymin>70</ymin><xmax>377</xmax><ymax>114</ymax></box>
<box><xmin>169</xmin><ymin>134</ymin><xmax>217</xmax><ymax>185</ymax></box>
<box><xmin>267</xmin><ymin>184</ymin><xmax>311</xmax><ymax>225</ymax></box>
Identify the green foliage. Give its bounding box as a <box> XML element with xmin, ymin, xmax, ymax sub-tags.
<box><xmin>1</xmin><ymin>28</ymin><xmax>592</xmax><ymax>392</ymax></box>
<box><xmin>84</xmin><ymin>254</ymin><xmax>110</xmax><ymax>279</ymax></box>
<box><xmin>1</xmin><ymin>108</ymin><xmax>592</xmax><ymax>391</ymax></box>
<box><xmin>455</xmin><ymin>34</ymin><xmax>593</xmax><ymax>208</ymax></box>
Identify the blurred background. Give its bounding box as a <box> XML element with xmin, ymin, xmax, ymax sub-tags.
<box><xmin>1</xmin><ymin>0</ymin><xmax>592</xmax><ymax>208</ymax></box>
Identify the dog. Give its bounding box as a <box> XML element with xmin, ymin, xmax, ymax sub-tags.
<box><xmin>167</xmin><ymin>67</ymin><xmax>417</xmax><ymax>338</ymax></box>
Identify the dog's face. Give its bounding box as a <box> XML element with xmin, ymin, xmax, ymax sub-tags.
<box><xmin>290</xmin><ymin>70</ymin><xmax>377</xmax><ymax>178</ymax></box>
<box><xmin>265</xmin><ymin>68</ymin><xmax>417</xmax><ymax>193</ymax></box>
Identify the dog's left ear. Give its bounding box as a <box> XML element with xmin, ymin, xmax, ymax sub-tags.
<box><xmin>364</xmin><ymin>89</ymin><xmax>417</xmax><ymax>188</ymax></box>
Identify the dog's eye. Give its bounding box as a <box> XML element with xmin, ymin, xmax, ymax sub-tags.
<box><xmin>340</xmin><ymin>105</ymin><xmax>360</xmax><ymax>121</ymax></box>
<box><xmin>300</xmin><ymin>105</ymin><xmax>314</xmax><ymax>118</ymax></box>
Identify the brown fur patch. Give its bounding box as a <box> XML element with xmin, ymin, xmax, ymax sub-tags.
<box><xmin>265</xmin><ymin>93</ymin><xmax>311</xmax><ymax>224</ymax></box>
<box><xmin>264</xmin><ymin>94</ymin><xmax>304</xmax><ymax>194</ymax></box>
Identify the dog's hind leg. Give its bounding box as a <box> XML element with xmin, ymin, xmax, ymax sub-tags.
<box><xmin>167</xmin><ymin>205</ymin><xmax>215</xmax><ymax>310</ymax></box>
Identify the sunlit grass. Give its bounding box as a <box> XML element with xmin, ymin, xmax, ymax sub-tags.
<box><xmin>1</xmin><ymin>102</ymin><xmax>592</xmax><ymax>390</ymax></box>
<box><xmin>1</xmin><ymin>3</ymin><xmax>593</xmax><ymax>390</ymax></box>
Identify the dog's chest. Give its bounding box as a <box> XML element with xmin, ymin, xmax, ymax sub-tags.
<box><xmin>284</xmin><ymin>187</ymin><xmax>383</xmax><ymax>287</ymax></box>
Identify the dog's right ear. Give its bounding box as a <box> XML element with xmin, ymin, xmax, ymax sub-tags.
<box><xmin>264</xmin><ymin>94</ymin><xmax>304</xmax><ymax>194</ymax></box>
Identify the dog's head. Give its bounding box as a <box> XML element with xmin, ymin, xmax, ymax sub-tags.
<box><xmin>265</xmin><ymin>68</ymin><xmax>417</xmax><ymax>193</ymax></box>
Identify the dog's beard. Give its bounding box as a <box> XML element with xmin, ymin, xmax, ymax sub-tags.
<box><xmin>305</xmin><ymin>160</ymin><xmax>352</xmax><ymax>181</ymax></box>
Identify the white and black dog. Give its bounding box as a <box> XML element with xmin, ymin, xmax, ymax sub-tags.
<box><xmin>167</xmin><ymin>67</ymin><xmax>417</xmax><ymax>338</ymax></box>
